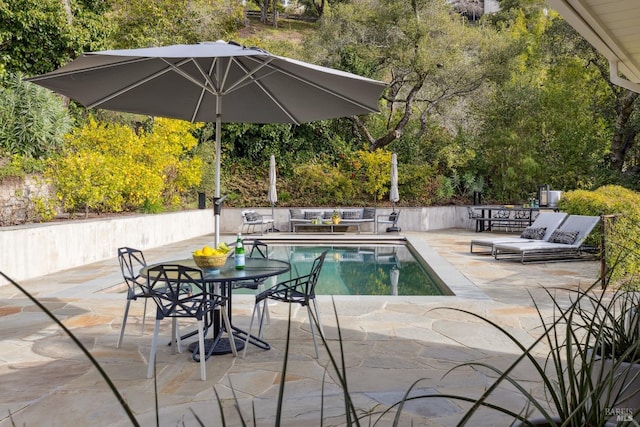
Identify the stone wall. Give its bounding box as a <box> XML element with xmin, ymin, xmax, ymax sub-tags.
<box><xmin>0</xmin><ymin>175</ymin><xmax>56</xmax><ymax>226</ymax></box>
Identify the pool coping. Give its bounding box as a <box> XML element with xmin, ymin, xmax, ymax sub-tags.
<box><xmin>252</xmin><ymin>233</ymin><xmax>492</xmax><ymax>303</ymax></box>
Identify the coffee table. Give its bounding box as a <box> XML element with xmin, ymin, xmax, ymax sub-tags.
<box><xmin>293</xmin><ymin>222</ymin><xmax>359</xmax><ymax>233</ymax></box>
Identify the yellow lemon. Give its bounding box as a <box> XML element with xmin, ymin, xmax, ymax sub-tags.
<box><xmin>202</xmin><ymin>246</ymin><xmax>214</xmax><ymax>256</ymax></box>
<box><xmin>194</xmin><ymin>249</ymin><xmax>204</xmax><ymax>256</ymax></box>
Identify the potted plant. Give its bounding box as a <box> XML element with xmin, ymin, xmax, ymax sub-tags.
<box><xmin>332</xmin><ymin>208</ymin><xmax>341</xmax><ymax>224</ymax></box>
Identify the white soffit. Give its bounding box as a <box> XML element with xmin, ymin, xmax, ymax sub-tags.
<box><xmin>547</xmin><ymin>0</ymin><xmax>640</xmax><ymax>91</ymax></box>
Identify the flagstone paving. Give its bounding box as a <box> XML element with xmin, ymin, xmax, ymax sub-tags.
<box><xmin>0</xmin><ymin>229</ymin><xmax>602</xmax><ymax>426</ymax></box>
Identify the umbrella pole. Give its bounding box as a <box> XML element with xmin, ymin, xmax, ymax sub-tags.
<box><xmin>214</xmin><ymin>102</ymin><xmax>222</xmax><ymax>246</ymax></box>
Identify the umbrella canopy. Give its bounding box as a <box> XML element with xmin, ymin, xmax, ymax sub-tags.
<box><xmin>390</xmin><ymin>153</ymin><xmax>399</xmax><ymax>209</ymax></box>
<box><xmin>26</xmin><ymin>41</ymin><xmax>386</xmax><ymax>244</ymax></box>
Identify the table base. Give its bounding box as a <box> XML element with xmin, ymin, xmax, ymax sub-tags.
<box><xmin>188</xmin><ymin>337</ymin><xmax>246</xmax><ymax>356</ymax></box>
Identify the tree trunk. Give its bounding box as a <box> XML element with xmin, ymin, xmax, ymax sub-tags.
<box><xmin>609</xmin><ymin>89</ymin><xmax>639</xmax><ymax>171</ymax></box>
<box><xmin>261</xmin><ymin>0</ymin><xmax>268</xmax><ymax>23</ymax></box>
<box><xmin>272</xmin><ymin>0</ymin><xmax>277</xmax><ymax>28</ymax></box>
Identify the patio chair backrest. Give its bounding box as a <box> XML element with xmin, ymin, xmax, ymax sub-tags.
<box><xmin>146</xmin><ymin>264</ymin><xmax>211</xmax><ymax>320</ymax></box>
<box><xmin>527</xmin><ymin>212</ymin><xmax>568</xmax><ymax>240</ymax></box>
<box><xmin>118</xmin><ymin>247</ymin><xmax>148</xmax><ymax>297</ymax></box>
<box><xmin>302</xmin><ymin>250</ymin><xmax>328</xmax><ymax>302</ymax></box>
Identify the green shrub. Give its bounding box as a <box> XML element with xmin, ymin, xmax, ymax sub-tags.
<box><xmin>47</xmin><ymin>117</ymin><xmax>202</xmax><ymax>215</ymax></box>
<box><xmin>0</xmin><ymin>73</ymin><xmax>72</xmax><ymax>158</ymax></box>
<box><xmin>293</xmin><ymin>161</ymin><xmax>357</xmax><ymax>205</ymax></box>
<box><xmin>560</xmin><ymin>185</ymin><xmax>640</xmax><ymax>288</ymax></box>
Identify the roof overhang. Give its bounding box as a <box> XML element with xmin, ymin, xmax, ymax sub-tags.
<box><xmin>547</xmin><ymin>0</ymin><xmax>640</xmax><ymax>92</ymax></box>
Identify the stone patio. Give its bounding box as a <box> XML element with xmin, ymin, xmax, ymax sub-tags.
<box><xmin>0</xmin><ymin>229</ymin><xmax>602</xmax><ymax>426</ymax></box>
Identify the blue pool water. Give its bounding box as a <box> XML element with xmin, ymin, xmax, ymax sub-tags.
<box><xmin>242</xmin><ymin>243</ymin><xmax>450</xmax><ymax>297</ymax></box>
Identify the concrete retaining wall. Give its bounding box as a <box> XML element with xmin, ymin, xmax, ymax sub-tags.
<box><xmin>1</xmin><ymin>206</ymin><xmax>466</xmax><ymax>285</ymax></box>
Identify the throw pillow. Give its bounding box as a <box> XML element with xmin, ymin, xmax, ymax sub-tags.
<box><xmin>290</xmin><ymin>209</ymin><xmax>303</xmax><ymax>219</ymax></box>
<box><xmin>363</xmin><ymin>207</ymin><xmax>376</xmax><ymax>219</ymax></box>
<box><xmin>520</xmin><ymin>227</ymin><xmax>546</xmax><ymax>240</ymax></box>
<box><xmin>304</xmin><ymin>211</ymin><xmax>322</xmax><ymax>219</ymax></box>
<box><xmin>548</xmin><ymin>230</ymin><xmax>579</xmax><ymax>245</ymax></box>
<box><xmin>342</xmin><ymin>210</ymin><xmax>361</xmax><ymax>219</ymax></box>
<box><xmin>245</xmin><ymin>212</ymin><xmax>259</xmax><ymax>222</ymax></box>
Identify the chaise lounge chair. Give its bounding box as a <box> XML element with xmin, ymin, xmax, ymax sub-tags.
<box><xmin>470</xmin><ymin>212</ymin><xmax>568</xmax><ymax>254</ymax></box>
<box><xmin>492</xmin><ymin>215</ymin><xmax>600</xmax><ymax>263</ymax></box>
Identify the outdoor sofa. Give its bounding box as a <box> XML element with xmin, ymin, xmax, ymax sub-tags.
<box><xmin>289</xmin><ymin>208</ymin><xmax>376</xmax><ymax>233</ymax></box>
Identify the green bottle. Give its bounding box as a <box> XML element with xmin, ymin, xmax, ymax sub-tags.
<box><xmin>235</xmin><ymin>233</ymin><xmax>245</xmax><ymax>270</ymax></box>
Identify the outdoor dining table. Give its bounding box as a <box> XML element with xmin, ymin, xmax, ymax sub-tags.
<box><xmin>141</xmin><ymin>256</ymin><xmax>291</xmax><ymax>356</ymax></box>
<box><xmin>472</xmin><ymin>205</ymin><xmax>541</xmax><ymax>232</ymax></box>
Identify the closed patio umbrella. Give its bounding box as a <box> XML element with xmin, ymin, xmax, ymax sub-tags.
<box><xmin>25</xmin><ymin>41</ymin><xmax>387</xmax><ymax>245</ymax></box>
<box><xmin>390</xmin><ymin>153</ymin><xmax>399</xmax><ymax>210</ymax></box>
<box><xmin>267</xmin><ymin>154</ymin><xmax>278</xmax><ymax>231</ymax></box>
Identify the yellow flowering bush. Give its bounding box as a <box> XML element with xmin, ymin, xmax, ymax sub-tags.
<box><xmin>47</xmin><ymin>117</ymin><xmax>202</xmax><ymax>214</ymax></box>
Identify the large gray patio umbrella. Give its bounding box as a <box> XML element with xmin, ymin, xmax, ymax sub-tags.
<box><xmin>26</xmin><ymin>40</ymin><xmax>386</xmax><ymax>244</ymax></box>
<box><xmin>390</xmin><ymin>153</ymin><xmax>399</xmax><ymax>210</ymax></box>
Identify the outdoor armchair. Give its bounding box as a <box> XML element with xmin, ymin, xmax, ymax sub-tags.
<box><xmin>376</xmin><ymin>210</ymin><xmax>400</xmax><ymax>233</ymax></box>
<box><xmin>241</xmin><ymin>210</ymin><xmax>274</xmax><ymax>235</ymax></box>
<box><xmin>116</xmin><ymin>247</ymin><xmax>150</xmax><ymax>348</ymax></box>
<box><xmin>146</xmin><ymin>264</ymin><xmax>236</xmax><ymax>381</ymax></box>
<box><xmin>243</xmin><ymin>250</ymin><xmax>328</xmax><ymax>359</ymax></box>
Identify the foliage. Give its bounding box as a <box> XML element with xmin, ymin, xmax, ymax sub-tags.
<box><xmin>46</xmin><ymin>117</ymin><xmax>202</xmax><ymax>215</ymax></box>
<box><xmin>560</xmin><ymin>185</ymin><xmax>640</xmax><ymax>288</ymax></box>
<box><xmin>304</xmin><ymin>0</ymin><xmax>514</xmax><ymax>153</ymax></box>
<box><xmin>353</xmin><ymin>149</ymin><xmax>390</xmax><ymax>201</ymax></box>
<box><xmin>108</xmin><ymin>0</ymin><xmax>245</xmax><ymax>49</ymax></box>
<box><xmin>475</xmin><ymin>7</ymin><xmax>611</xmax><ymax>202</ymax></box>
<box><xmin>574</xmin><ymin>286</ymin><xmax>640</xmax><ymax>364</ymax></box>
<box><xmin>0</xmin><ymin>73</ymin><xmax>72</xmax><ymax>158</ymax></box>
<box><xmin>0</xmin><ymin>0</ymin><xmax>112</xmax><ymax>75</ymax></box>
<box><xmin>292</xmin><ymin>161</ymin><xmax>357</xmax><ymax>205</ymax></box>
<box><xmin>5</xmin><ymin>0</ymin><xmax>640</xmax><ymax>212</ymax></box>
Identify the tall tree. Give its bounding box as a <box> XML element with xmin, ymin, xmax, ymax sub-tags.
<box><xmin>0</xmin><ymin>0</ymin><xmax>111</xmax><ymax>76</ymax></box>
<box><xmin>108</xmin><ymin>0</ymin><xmax>245</xmax><ymax>49</ymax></box>
<box><xmin>303</xmin><ymin>0</ymin><xmax>513</xmax><ymax>152</ymax></box>
<box><xmin>542</xmin><ymin>14</ymin><xmax>640</xmax><ymax>177</ymax></box>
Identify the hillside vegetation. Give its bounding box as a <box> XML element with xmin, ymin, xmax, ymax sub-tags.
<box><xmin>2</xmin><ymin>0</ymin><xmax>640</xmax><ymax>222</ymax></box>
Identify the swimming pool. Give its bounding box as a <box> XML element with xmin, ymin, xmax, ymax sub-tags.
<box><xmin>241</xmin><ymin>242</ymin><xmax>452</xmax><ymax>297</ymax></box>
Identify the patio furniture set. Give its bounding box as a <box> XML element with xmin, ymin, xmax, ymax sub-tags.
<box><xmin>116</xmin><ymin>241</ymin><xmax>327</xmax><ymax>381</ymax></box>
<box><xmin>241</xmin><ymin>207</ymin><xmax>401</xmax><ymax>234</ymax></box>
<box><xmin>467</xmin><ymin>205</ymin><xmax>547</xmax><ymax>233</ymax></box>
<box><xmin>469</xmin><ymin>212</ymin><xmax>600</xmax><ymax>263</ymax></box>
